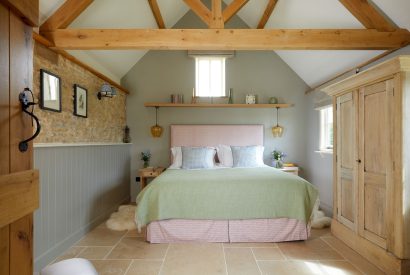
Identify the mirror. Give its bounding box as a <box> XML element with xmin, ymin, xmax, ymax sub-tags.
<box><xmin>40</xmin><ymin>69</ymin><xmax>61</xmax><ymax>112</ymax></box>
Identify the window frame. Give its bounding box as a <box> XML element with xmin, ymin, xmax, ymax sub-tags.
<box><xmin>319</xmin><ymin>105</ymin><xmax>334</xmax><ymax>153</ymax></box>
<box><xmin>195</xmin><ymin>56</ymin><xmax>226</xmax><ymax>97</ymax></box>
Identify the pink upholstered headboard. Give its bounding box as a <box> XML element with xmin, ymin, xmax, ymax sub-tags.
<box><xmin>170</xmin><ymin>125</ymin><xmax>264</xmax><ymax>148</ymax></box>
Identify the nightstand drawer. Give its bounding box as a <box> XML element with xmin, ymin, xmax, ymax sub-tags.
<box><xmin>144</xmin><ymin>171</ymin><xmax>156</xmax><ymax>177</ymax></box>
<box><xmin>139</xmin><ymin>167</ymin><xmax>165</xmax><ymax>189</ymax></box>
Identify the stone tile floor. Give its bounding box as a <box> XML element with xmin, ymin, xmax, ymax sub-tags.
<box><xmin>51</xmin><ymin>222</ymin><xmax>385</xmax><ymax>275</ymax></box>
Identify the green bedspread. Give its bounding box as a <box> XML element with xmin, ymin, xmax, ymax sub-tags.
<box><xmin>135</xmin><ymin>167</ymin><xmax>318</xmax><ymax>228</ymax></box>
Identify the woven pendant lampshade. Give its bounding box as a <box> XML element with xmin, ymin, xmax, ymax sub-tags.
<box><xmin>151</xmin><ymin>107</ymin><xmax>163</xmax><ymax>138</ymax></box>
<box><xmin>272</xmin><ymin>107</ymin><xmax>284</xmax><ymax>138</ymax></box>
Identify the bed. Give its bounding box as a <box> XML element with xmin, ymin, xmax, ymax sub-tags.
<box><xmin>136</xmin><ymin>125</ymin><xmax>319</xmax><ymax>243</ymax></box>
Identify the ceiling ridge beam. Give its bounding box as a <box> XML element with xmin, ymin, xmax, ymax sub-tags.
<box><xmin>148</xmin><ymin>0</ymin><xmax>165</xmax><ymax>29</ymax></box>
<box><xmin>183</xmin><ymin>0</ymin><xmax>212</xmax><ymax>26</ymax></box>
<box><xmin>339</xmin><ymin>0</ymin><xmax>396</xmax><ymax>31</ymax></box>
<box><xmin>33</xmin><ymin>32</ymin><xmax>129</xmax><ymax>94</ymax></box>
<box><xmin>222</xmin><ymin>0</ymin><xmax>249</xmax><ymax>23</ymax></box>
<box><xmin>41</xmin><ymin>28</ymin><xmax>410</xmax><ymax>50</ymax></box>
<box><xmin>257</xmin><ymin>0</ymin><xmax>278</xmax><ymax>29</ymax></box>
<box><xmin>40</xmin><ymin>0</ymin><xmax>94</xmax><ymax>32</ymax></box>
<box><xmin>210</xmin><ymin>0</ymin><xmax>224</xmax><ymax>28</ymax></box>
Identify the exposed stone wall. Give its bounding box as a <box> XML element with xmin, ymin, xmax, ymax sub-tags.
<box><xmin>33</xmin><ymin>43</ymin><xmax>127</xmax><ymax>143</ymax></box>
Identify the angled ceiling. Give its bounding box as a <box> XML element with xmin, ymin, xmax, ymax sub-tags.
<box><xmin>39</xmin><ymin>0</ymin><xmax>410</xmax><ymax>87</ymax></box>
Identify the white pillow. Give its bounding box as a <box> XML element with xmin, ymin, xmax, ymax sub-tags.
<box><xmin>256</xmin><ymin>146</ymin><xmax>265</xmax><ymax>166</ymax></box>
<box><xmin>216</xmin><ymin>145</ymin><xmax>233</xmax><ymax>167</ymax></box>
<box><xmin>169</xmin><ymin>147</ymin><xmax>182</xmax><ymax>169</ymax></box>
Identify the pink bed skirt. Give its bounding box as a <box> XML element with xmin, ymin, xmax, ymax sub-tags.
<box><xmin>147</xmin><ymin>218</ymin><xmax>310</xmax><ymax>243</ymax></box>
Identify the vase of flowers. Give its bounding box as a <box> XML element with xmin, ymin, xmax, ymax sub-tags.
<box><xmin>141</xmin><ymin>151</ymin><xmax>151</xmax><ymax>168</ymax></box>
<box><xmin>272</xmin><ymin>150</ymin><xmax>285</xmax><ymax>168</ymax></box>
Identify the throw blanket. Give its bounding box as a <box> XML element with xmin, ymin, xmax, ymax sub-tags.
<box><xmin>135</xmin><ymin>167</ymin><xmax>318</xmax><ymax>229</ymax></box>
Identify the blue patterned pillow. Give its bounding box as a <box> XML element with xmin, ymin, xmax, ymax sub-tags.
<box><xmin>231</xmin><ymin>146</ymin><xmax>263</xmax><ymax>167</ymax></box>
<box><xmin>182</xmin><ymin>147</ymin><xmax>215</xmax><ymax>169</ymax></box>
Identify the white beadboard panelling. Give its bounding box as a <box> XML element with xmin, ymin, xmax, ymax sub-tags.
<box><xmin>33</xmin><ymin>144</ymin><xmax>131</xmax><ymax>272</ymax></box>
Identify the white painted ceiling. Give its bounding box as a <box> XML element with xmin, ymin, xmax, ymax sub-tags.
<box><xmin>39</xmin><ymin>0</ymin><xmax>410</xmax><ymax>87</ymax></box>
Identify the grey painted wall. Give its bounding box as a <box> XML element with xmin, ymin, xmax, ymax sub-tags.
<box><xmin>33</xmin><ymin>144</ymin><xmax>131</xmax><ymax>272</ymax></box>
<box><xmin>303</xmin><ymin>94</ymin><xmax>333</xmax><ymax>215</ymax></box>
<box><xmin>122</xmin><ymin>11</ymin><xmax>311</xmax><ymax>201</ymax></box>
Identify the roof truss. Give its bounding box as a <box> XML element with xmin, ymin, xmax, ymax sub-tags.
<box><xmin>41</xmin><ymin>28</ymin><xmax>410</xmax><ymax>50</ymax></box>
<box><xmin>222</xmin><ymin>0</ymin><xmax>249</xmax><ymax>23</ymax></box>
<box><xmin>257</xmin><ymin>0</ymin><xmax>278</xmax><ymax>29</ymax></box>
<box><xmin>339</xmin><ymin>0</ymin><xmax>396</xmax><ymax>31</ymax></box>
<box><xmin>37</xmin><ymin>0</ymin><xmax>410</xmax><ymax>51</ymax></box>
<box><xmin>148</xmin><ymin>0</ymin><xmax>165</xmax><ymax>29</ymax></box>
<box><xmin>40</xmin><ymin>0</ymin><xmax>93</xmax><ymax>32</ymax></box>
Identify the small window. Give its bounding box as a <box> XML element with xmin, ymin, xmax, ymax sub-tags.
<box><xmin>195</xmin><ymin>56</ymin><xmax>226</xmax><ymax>97</ymax></box>
<box><xmin>320</xmin><ymin>106</ymin><xmax>333</xmax><ymax>151</ymax></box>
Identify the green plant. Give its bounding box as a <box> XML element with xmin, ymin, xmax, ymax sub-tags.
<box><xmin>272</xmin><ymin>150</ymin><xmax>285</xmax><ymax>161</ymax></box>
<box><xmin>141</xmin><ymin>151</ymin><xmax>151</xmax><ymax>162</ymax></box>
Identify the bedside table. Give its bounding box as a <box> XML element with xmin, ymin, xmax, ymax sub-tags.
<box><xmin>279</xmin><ymin>166</ymin><xmax>299</xmax><ymax>176</ymax></box>
<box><xmin>139</xmin><ymin>167</ymin><xmax>165</xmax><ymax>189</ymax></box>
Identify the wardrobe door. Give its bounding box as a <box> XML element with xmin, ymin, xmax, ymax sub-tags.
<box><xmin>358</xmin><ymin>79</ymin><xmax>394</xmax><ymax>249</ymax></box>
<box><xmin>336</xmin><ymin>91</ymin><xmax>357</xmax><ymax>230</ymax></box>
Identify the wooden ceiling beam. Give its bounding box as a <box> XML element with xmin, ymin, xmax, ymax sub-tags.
<box><xmin>183</xmin><ymin>0</ymin><xmax>211</xmax><ymax>26</ymax></box>
<box><xmin>339</xmin><ymin>0</ymin><xmax>396</xmax><ymax>31</ymax></box>
<box><xmin>40</xmin><ymin>0</ymin><xmax>93</xmax><ymax>32</ymax></box>
<box><xmin>257</xmin><ymin>0</ymin><xmax>278</xmax><ymax>29</ymax></box>
<box><xmin>148</xmin><ymin>0</ymin><xmax>165</xmax><ymax>29</ymax></box>
<box><xmin>41</xmin><ymin>28</ymin><xmax>410</xmax><ymax>50</ymax></box>
<box><xmin>222</xmin><ymin>0</ymin><xmax>249</xmax><ymax>23</ymax></box>
<box><xmin>210</xmin><ymin>0</ymin><xmax>224</xmax><ymax>28</ymax></box>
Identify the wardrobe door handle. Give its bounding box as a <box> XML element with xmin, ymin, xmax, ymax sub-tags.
<box><xmin>356</xmin><ymin>159</ymin><xmax>361</xmax><ymax>163</ymax></box>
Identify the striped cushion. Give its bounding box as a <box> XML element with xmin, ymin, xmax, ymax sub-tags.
<box><xmin>231</xmin><ymin>146</ymin><xmax>263</xmax><ymax>167</ymax></box>
<box><xmin>182</xmin><ymin>147</ymin><xmax>215</xmax><ymax>169</ymax></box>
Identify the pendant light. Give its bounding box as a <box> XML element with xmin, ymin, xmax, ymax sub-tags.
<box><xmin>151</xmin><ymin>107</ymin><xmax>163</xmax><ymax>138</ymax></box>
<box><xmin>272</xmin><ymin>107</ymin><xmax>284</xmax><ymax>137</ymax></box>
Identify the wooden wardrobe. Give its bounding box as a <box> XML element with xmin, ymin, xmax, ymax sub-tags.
<box><xmin>323</xmin><ymin>56</ymin><xmax>410</xmax><ymax>275</ymax></box>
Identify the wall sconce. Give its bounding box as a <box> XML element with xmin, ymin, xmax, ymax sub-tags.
<box><xmin>97</xmin><ymin>83</ymin><xmax>116</xmax><ymax>100</ymax></box>
<box><xmin>151</xmin><ymin>107</ymin><xmax>163</xmax><ymax>137</ymax></box>
<box><xmin>272</xmin><ymin>107</ymin><xmax>284</xmax><ymax>138</ymax></box>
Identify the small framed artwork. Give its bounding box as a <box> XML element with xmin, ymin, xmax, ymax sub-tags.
<box><xmin>73</xmin><ymin>84</ymin><xmax>88</xmax><ymax>118</ymax></box>
<box><xmin>40</xmin><ymin>69</ymin><xmax>62</xmax><ymax>112</ymax></box>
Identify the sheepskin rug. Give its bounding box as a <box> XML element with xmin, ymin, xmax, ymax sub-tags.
<box><xmin>106</xmin><ymin>205</ymin><xmax>137</xmax><ymax>231</ymax></box>
<box><xmin>311</xmin><ymin>209</ymin><xmax>332</xmax><ymax>229</ymax></box>
<box><xmin>105</xmin><ymin>204</ymin><xmax>331</xmax><ymax>231</ymax></box>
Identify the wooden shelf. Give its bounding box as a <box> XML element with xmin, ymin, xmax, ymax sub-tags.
<box><xmin>144</xmin><ymin>103</ymin><xmax>293</xmax><ymax>108</ymax></box>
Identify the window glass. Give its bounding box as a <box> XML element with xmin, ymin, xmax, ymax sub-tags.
<box><xmin>195</xmin><ymin>57</ymin><xmax>225</xmax><ymax>97</ymax></box>
<box><xmin>320</xmin><ymin>106</ymin><xmax>333</xmax><ymax>151</ymax></box>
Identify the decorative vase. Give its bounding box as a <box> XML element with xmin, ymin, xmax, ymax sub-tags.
<box><xmin>228</xmin><ymin>88</ymin><xmax>233</xmax><ymax>104</ymax></box>
<box><xmin>123</xmin><ymin>126</ymin><xmax>131</xmax><ymax>143</ymax></box>
<box><xmin>275</xmin><ymin>160</ymin><xmax>283</xmax><ymax>168</ymax></box>
<box><xmin>269</xmin><ymin>97</ymin><xmax>278</xmax><ymax>104</ymax></box>
<box><xmin>143</xmin><ymin>161</ymin><xmax>149</xmax><ymax>168</ymax></box>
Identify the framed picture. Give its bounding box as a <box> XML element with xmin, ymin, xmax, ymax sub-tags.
<box><xmin>40</xmin><ymin>69</ymin><xmax>61</xmax><ymax>112</ymax></box>
<box><xmin>73</xmin><ymin>84</ymin><xmax>88</xmax><ymax>118</ymax></box>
